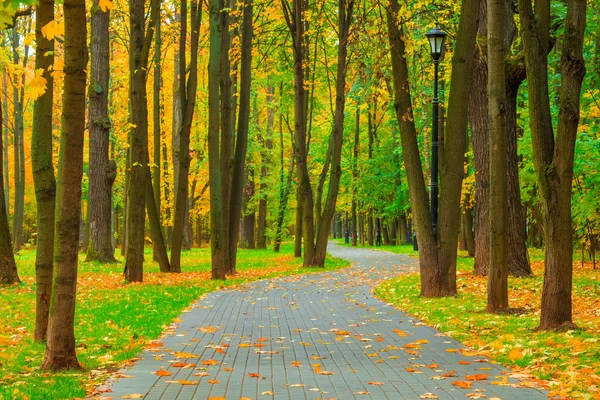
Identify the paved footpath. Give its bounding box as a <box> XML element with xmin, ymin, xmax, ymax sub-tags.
<box><xmin>96</xmin><ymin>243</ymin><xmax>548</xmax><ymax>400</ymax></box>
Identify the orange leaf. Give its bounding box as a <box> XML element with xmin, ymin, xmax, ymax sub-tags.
<box><xmin>207</xmin><ymin>379</ymin><xmax>220</xmax><ymax>384</ymax></box>
<box><xmin>427</xmin><ymin>364</ymin><xmax>439</xmax><ymax>369</ymax></box>
<box><xmin>172</xmin><ymin>362</ymin><xmax>196</xmax><ymax>368</ymax></box>
<box><xmin>248</xmin><ymin>373</ymin><xmax>260</xmax><ymax>378</ymax></box>
<box><xmin>458</xmin><ymin>361</ymin><xmax>471</xmax><ymax>365</ymax></box>
<box><xmin>406</xmin><ymin>367</ymin><xmax>420</xmax><ymax>373</ymax></box>
<box><xmin>442</xmin><ymin>370</ymin><xmax>457</xmax><ymax>377</ymax></box>
<box><xmin>451</xmin><ymin>381</ymin><xmax>472</xmax><ymax>389</ymax></box>
<box><xmin>178</xmin><ymin>380</ymin><xmax>199</xmax><ymax>385</ymax></box>
<box><xmin>465</xmin><ymin>374</ymin><xmax>489</xmax><ymax>381</ymax></box>
<box><xmin>290</xmin><ymin>361</ymin><xmax>302</xmax><ymax>367</ymax></box>
<box><xmin>155</xmin><ymin>369</ymin><xmax>171</xmax><ymax>377</ymax></box>
<box><xmin>367</xmin><ymin>381</ymin><xmax>385</xmax><ymax>385</ymax></box>
<box><xmin>201</xmin><ymin>359</ymin><xmax>218</xmax><ymax>366</ymax></box>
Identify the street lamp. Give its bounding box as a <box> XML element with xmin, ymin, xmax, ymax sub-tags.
<box><xmin>426</xmin><ymin>23</ymin><xmax>446</xmax><ymax>239</ymax></box>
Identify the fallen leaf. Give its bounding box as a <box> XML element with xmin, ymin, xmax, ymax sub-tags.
<box><xmin>451</xmin><ymin>381</ymin><xmax>472</xmax><ymax>389</ymax></box>
<box><xmin>121</xmin><ymin>395</ymin><xmax>143</xmax><ymax>399</ymax></box>
<box><xmin>442</xmin><ymin>370</ymin><xmax>457</xmax><ymax>377</ymax></box>
<box><xmin>420</xmin><ymin>394</ymin><xmax>439</xmax><ymax>399</ymax></box>
<box><xmin>465</xmin><ymin>374</ymin><xmax>489</xmax><ymax>381</ymax></box>
<box><xmin>290</xmin><ymin>361</ymin><xmax>302</xmax><ymax>367</ymax></box>
<box><xmin>248</xmin><ymin>373</ymin><xmax>261</xmax><ymax>378</ymax></box>
<box><xmin>367</xmin><ymin>381</ymin><xmax>384</xmax><ymax>385</ymax></box>
<box><xmin>154</xmin><ymin>369</ymin><xmax>171</xmax><ymax>376</ymax></box>
<box><xmin>201</xmin><ymin>359</ymin><xmax>218</xmax><ymax>365</ymax></box>
<box><xmin>458</xmin><ymin>361</ymin><xmax>471</xmax><ymax>365</ymax></box>
<box><xmin>178</xmin><ymin>380</ymin><xmax>199</xmax><ymax>385</ymax></box>
<box><xmin>207</xmin><ymin>379</ymin><xmax>220</xmax><ymax>384</ymax></box>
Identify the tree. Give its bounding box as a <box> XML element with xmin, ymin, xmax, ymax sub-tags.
<box><xmin>171</xmin><ymin>0</ymin><xmax>201</xmax><ymax>273</ymax></box>
<box><xmin>0</xmin><ymin>101</ymin><xmax>19</xmax><ymax>285</ymax></box>
<box><xmin>87</xmin><ymin>0</ymin><xmax>117</xmax><ymax>263</ymax></box>
<box><xmin>31</xmin><ymin>0</ymin><xmax>55</xmax><ymax>342</ymax></box>
<box><xmin>124</xmin><ymin>0</ymin><xmax>159</xmax><ymax>282</ymax></box>
<box><xmin>486</xmin><ymin>0</ymin><xmax>508</xmax><ymax>313</ymax></box>
<box><xmin>228</xmin><ymin>0</ymin><xmax>254</xmax><ymax>272</ymax></box>
<box><xmin>41</xmin><ymin>0</ymin><xmax>88</xmax><ymax>370</ymax></box>
<box><xmin>518</xmin><ymin>0</ymin><xmax>587</xmax><ymax>329</ymax></box>
<box><xmin>387</xmin><ymin>0</ymin><xmax>479</xmax><ymax>296</ymax></box>
<box><xmin>208</xmin><ymin>0</ymin><xmax>226</xmax><ymax>279</ymax></box>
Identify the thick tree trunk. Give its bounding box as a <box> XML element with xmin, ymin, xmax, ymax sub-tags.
<box><xmin>32</xmin><ymin>0</ymin><xmax>55</xmax><ymax>341</ymax></box>
<box><xmin>228</xmin><ymin>0</ymin><xmax>253</xmax><ymax>271</ymax></box>
<box><xmin>2</xmin><ymin>70</ymin><xmax>8</xmax><ymax>217</ymax></box>
<box><xmin>87</xmin><ymin>0</ymin><xmax>117</xmax><ymax>263</ymax></box>
<box><xmin>41</xmin><ymin>0</ymin><xmax>87</xmax><ymax>369</ymax></box>
<box><xmin>519</xmin><ymin>0</ymin><xmax>586</xmax><ymax>329</ymax></box>
<box><xmin>145</xmin><ymin>166</ymin><xmax>170</xmax><ymax>272</ymax></box>
<box><xmin>274</xmin><ymin>114</ymin><xmax>294</xmax><ymax>253</ymax></box>
<box><xmin>0</xmin><ymin>105</ymin><xmax>19</xmax><ymax>285</ymax></box>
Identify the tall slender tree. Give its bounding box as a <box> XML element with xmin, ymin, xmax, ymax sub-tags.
<box><xmin>487</xmin><ymin>0</ymin><xmax>509</xmax><ymax>313</ymax></box>
<box><xmin>0</xmin><ymin>104</ymin><xmax>19</xmax><ymax>285</ymax></box>
<box><xmin>171</xmin><ymin>0</ymin><xmax>201</xmax><ymax>273</ymax></box>
<box><xmin>387</xmin><ymin>0</ymin><xmax>479</xmax><ymax>296</ymax></box>
<box><xmin>518</xmin><ymin>0</ymin><xmax>586</xmax><ymax>329</ymax></box>
<box><xmin>124</xmin><ymin>0</ymin><xmax>159</xmax><ymax>282</ymax></box>
<box><xmin>32</xmin><ymin>0</ymin><xmax>56</xmax><ymax>342</ymax></box>
<box><xmin>41</xmin><ymin>0</ymin><xmax>88</xmax><ymax>370</ymax></box>
<box><xmin>87</xmin><ymin>0</ymin><xmax>117</xmax><ymax>263</ymax></box>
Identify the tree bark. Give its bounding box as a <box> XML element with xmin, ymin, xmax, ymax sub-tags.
<box><xmin>487</xmin><ymin>0</ymin><xmax>509</xmax><ymax>313</ymax></box>
<box><xmin>41</xmin><ymin>0</ymin><xmax>87</xmax><ymax>369</ymax></box>
<box><xmin>519</xmin><ymin>0</ymin><xmax>586</xmax><ymax>330</ymax></box>
<box><xmin>152</xmin><ymin>0</ymin><xmax>163</xmax><ymax>260</ymax></box>
<box><xmin>208</xmin><ymin>0</ymin><xmax>226</xmax><ymax>279</ymax></box>
<box><xmin>32</xmin><ymin>0</ymin><xmax>55</xmax><ymax>341</ymax></box>
<box><xmin>87</xmin><ymin>0</ymin><xmax>117</xmax><ymax>263</ymax></box>
<box><xmin>240</xmin><ymin>169</ymin><xmax>255</xmax><ymax>249</ymax></box>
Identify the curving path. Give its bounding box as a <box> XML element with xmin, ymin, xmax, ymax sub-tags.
<box><xmin>95</xmin><ymin>243</ymin><xmax>547</xmax><ymax>400</ymax></box>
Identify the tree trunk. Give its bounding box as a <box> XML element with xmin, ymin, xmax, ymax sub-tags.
<box><xmin>388</xmin><ymin>0</ymin><xmax>479</xmax><ymax>296</ymax></box>
<box><xmin>208</xmin><ymin>0</ymin><xmax>226</xmax><ymax>279</ymax></box>
<box><xmin>351</xmin><ymin>106</ymin><xmax>359</xmax><ymax>247</ymax></box>
<box><xmin>2</xmin><ymin>70</ymin><xmax>8</xmax><ymax>218</ymax></box>
<box><xmin>519</xmin><ymin>0</ymin><xmax>586</xmax><ymax>330</ymax></box>
<box><xmin>152</xmin><ymin>1</ymin><xmax>163</xmax><ymax>260</ymax></box>
<box><xmin>487</xmin><ymin>0</ymin><xmax>509</xmax><ymax>313</ymax></box>
<box><xmin>124</xmin><ymin>0</ymin><xmax>158</xmax><ymax>282</ymax></box>
<box><xmin>240</xmin><ymin>169</ymin><xmax>255</xmax><ymax>249</ymax></box>
<box><xmin>0</xmin><ymin>100</ymin><xmax>19</xmax><ymax>285</ymax></box>
<box><xmin>41</xmin><ymin>0</ymin><xmax>87</xmax><ymax>369</ymax></box>
<box><xmin>274</xmin><ymin>111</ymin><xmax>294</xmax><ymax>253</ymax></box>
<box><xmin>171</xmin><ymin>0</ymin><xmax>201</xmax><ymax>272</ymax></box>
<box><xmin>312</xmin><ymin>0</ymin><xmax>354</xmax><ymax>266</ymax></box>
<box><xmin>283</xmin><ymin>0</ymin><xmax>316</xmax><ymax>266</ymax></box>
<box><xmin>32</xmin><ymin>0</ymin><xmax>55</xmax><ymax>341</ymax></box>
<box><xmin>87</xmin><ymin>0</ymin><xmax>117</xmax><ymax>263</ymax></box>
<box><xmin>256</xmin><ymin>85</ymin><xmax>273</xmax><ymax>250</ymax></box>
<box><xmin>228</xmin><ymin>0</ymin><xmax>253</xmax><ymax>271</ymax></box>
<box><xmin>219</xmin><ymin>1</ymin><xmax>234</xmax><ymax>271</ymax></box>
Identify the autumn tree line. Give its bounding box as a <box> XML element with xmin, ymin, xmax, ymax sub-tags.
<box><xmin>0</xmin><ymin>0</ymin><xmax>596</xmax><ymax>370</ymax></box>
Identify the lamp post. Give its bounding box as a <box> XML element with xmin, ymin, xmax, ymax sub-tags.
<box><xmin>426</xmin><ymin>24</ymin><xmax>446</xmax><ymax>239</ymax></box>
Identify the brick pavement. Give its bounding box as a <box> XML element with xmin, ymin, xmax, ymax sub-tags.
<box><xmin>95</xmin><ymin>243</ymin><xmax>548</xmax><ymax>399</ymax></box>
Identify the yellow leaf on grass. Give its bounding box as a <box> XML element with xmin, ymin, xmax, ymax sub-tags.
<box><xmin>508</xmin><ymin>347</ymin><xmax>523</xmax><ymax>362</ymax></box>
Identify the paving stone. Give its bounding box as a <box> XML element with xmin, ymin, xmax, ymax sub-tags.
<box><xmin>95</xmin><ymin>243</ymin><xmax>548</xmax><ymax>399</ymax></box>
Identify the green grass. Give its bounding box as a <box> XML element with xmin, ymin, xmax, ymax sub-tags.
<box><xmin>0</xmin><ymin>244</ymin><xmax>349</xmax><ymax>400</ymax></box>
<box><xmin>375</xmin><ymin>247</ymin><xmax>600</xmax><ymax>399</ymax></box>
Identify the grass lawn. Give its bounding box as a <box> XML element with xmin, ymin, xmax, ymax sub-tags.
<box><xmin>0</xmin><ymin>244</ymin><xmax>349</xmax><ymax>400</ymax></box>
<box><xmin>375</xmin><ymin>249</ymin><xmax>600</xmax><ymax>399</ymax></box>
